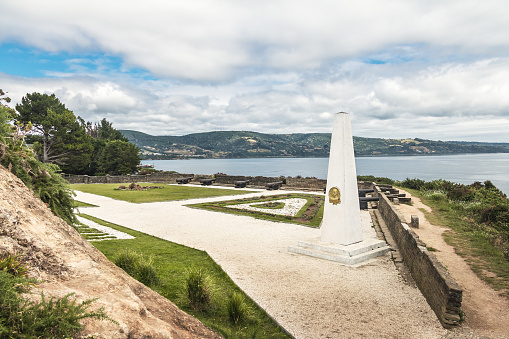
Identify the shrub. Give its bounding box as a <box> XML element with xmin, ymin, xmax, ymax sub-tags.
<box><xmin>358</xmin><ymin>175</ymin><xmax>395</xmax><ymax>185</ymax></box>
<box><xmin>400</xmin><ymin>178</ymin><xmax>426</xmax><ymax>190</ymax></box>
<box><xmin>227</xmin><ymin>292</ymin><xmax>250</xmax><ymax>325</ymax></box>
<box><xmin>114</xmin><ymin>248</ymin><xmax>139</xmax><ymax>276</ymax></box>
<box><xmin>33</xmin><ymin>163</ymin><xmax>77</xmax><ymax>225</ymax></box>
<box><xmin>423</xmin><ymin>190</ymin><xmax>448</xmax><ymax>202</ymax></box>
<box><xmin>135</xmin><ymin>259</ymin><xmax>159</xmax><ymax>287</ymax></box>
<box><xmin>185</xmin><ymin>269</ymin><xmax>210</xmax><ymax>309</ymax></box>
<box><xmin>114</xmin><ymin>249</ymin><xmax>159</xmax><ymax>287</ymax></box>
<box><xmin>0</xmin><ymin>256</ymin><xmax>114</xmax><ymax>337</ymax></box>
<box><xmin>138</xmin><ymin>168</ymin><xmax>157</xmax><ymax>175</ymax></box>
<box><xmin>15</xmin><ymin>292</ymin><xmax>113</xmax><ymax>337</ymax></box>
<box><xmin>0</xmin><ymin>252</ymin><xmax>28</xmax><ymax>277</ymax></box>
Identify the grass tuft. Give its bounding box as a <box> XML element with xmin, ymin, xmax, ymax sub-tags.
<box><xmin>227</xmin><ymin>292</ymin><xmax>251</xmax><ymax>325</ymax></box>
<box><xmin>185</xmin><ymin>269</ymin><xmax>211</xmax><ymax>310</ymax></box>
<box><xmin>114</xmin><ymin>249</ymin><xmax>160</xmax><ymax>287</ymax></box>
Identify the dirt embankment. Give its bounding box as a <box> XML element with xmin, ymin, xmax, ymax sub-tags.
<box><xmin>0</xmin><ymin>166</ymin><xmax>221</xmax><ymax>338</ymax></box>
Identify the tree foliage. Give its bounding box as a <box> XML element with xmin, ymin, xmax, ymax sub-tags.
<box><xmin>14</xmin><ymin>93</ymin><xmax>139</xmax><ymax>175</ymax></box>
<box><xmin>96</xmin><ymin>118</ymin><xmax>128</xmax><ymax>142</ymax></box>
<box><xmin>55</xmin><ymin>117</ymin><xmax>94</xmax><ymax>175</ymax></box>
<box><xmin>15</xmin><ymin>93</ymin><xmax>94</xmax><ymax>168</ymax></box>
<box><xmin>0</xmin><ymin>89</ymin><xmax>15</xmax><ymax>139</ymax></box>
<box><xmin>2</xmin><ymin>89</ymin><xmax>140</xmax><ymax>223</ymax></box>
<box><xmin>97</xmin><ymin>140</ymin><xmax>140</xmax><ymax>175</ymax></box>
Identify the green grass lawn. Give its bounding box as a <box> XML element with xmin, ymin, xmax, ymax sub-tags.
<box><xmin>71</xmin><ymin>183</ymin><xmax>255</xmax><ymax>203</ymax></box>
<box><xmin>77</xmin><ymin>214</ymin><xmax>290</xmax><ymax>338</ymax></box>
<box><xmin>189</xmin><ymin>193</ymin><xmax>325</xmax><ymax>228</ymax></box>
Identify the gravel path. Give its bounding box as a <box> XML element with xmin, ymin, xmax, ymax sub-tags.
<box><xmin>75</xmin><ymin>187</ymin><xmax>449</xmax><ymax>338</ymax></box>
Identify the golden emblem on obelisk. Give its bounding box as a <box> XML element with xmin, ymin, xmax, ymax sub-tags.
<box><xmin>328</xmin><ymin>187</ymin><xmax>341</xmax><ymax>205</ymax></box>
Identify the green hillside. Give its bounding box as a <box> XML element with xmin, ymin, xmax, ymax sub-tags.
<box><xmin>120</xmin><ymin>130</ymin><xmax>509</xmax><ymax>159</ymax></box>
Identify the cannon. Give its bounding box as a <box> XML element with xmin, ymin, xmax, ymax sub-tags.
<box><xmin>176</xmin><ymin>177</ymin><xmax>193</xmax><ymax>184</ymax></box>
<box><xmin>265</xmin><ymin>181</ymin><xmax>283</xmax><ymax>190</ymax></box>
<box><xmin>200</xmin><ymin>178</ymin><xmax>216</xmax><ymax>186</ymax></box>
<box><xmin>359</xmin><ymin>196</ymin><xmax>379</xmax><ymax>210</ymax></box>
<box><xmin>234</xmin><ymin>180</ymin><xmax>250</xmax><ymax>188</ymax></box>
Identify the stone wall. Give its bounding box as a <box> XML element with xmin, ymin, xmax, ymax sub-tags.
<box><xmin>63</xmin><ymin>173</ymin><xmax>325</xmax><ymax>190</ymax></box>
<box><xmin>213</xmin><ymin>174</ymin><xmax>287</xmax><ymax>186</ymax></box>
<box><xmin>286</xmin><ymin>177</ymin><xmax>327</xmax><ymax>189</ymax></box>
<box><xmin>373</xmin><ymin>184</ymin><xmax>463</xmax><ymax>328</ymax></box>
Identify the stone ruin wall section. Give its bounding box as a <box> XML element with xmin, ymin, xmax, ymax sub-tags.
<box><xmin>373</xmin><ymin>184</ymin><xmax>463</xmax><ymax>328</ymax></box>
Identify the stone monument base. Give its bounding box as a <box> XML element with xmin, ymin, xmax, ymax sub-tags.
<box><xmin>288</xmin><ymin>237</ymin><xmax>389</xmax><ymax>266</ymax></box>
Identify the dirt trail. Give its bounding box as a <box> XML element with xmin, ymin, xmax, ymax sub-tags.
<box><xmin>396</xmin><ymin>190</ymin><xmax>509</xmax><ymax>339</ymax></box>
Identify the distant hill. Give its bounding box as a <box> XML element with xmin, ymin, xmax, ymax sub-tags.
<box><xmin>120</xmin><ymin>130</ymin><xmax>509</xmax><ymax>159</ymax></box>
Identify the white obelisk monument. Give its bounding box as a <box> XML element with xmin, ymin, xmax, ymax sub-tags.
<box><xmin>288</xmin><ymin>112</ymin><xmax>388</xmax><ymax>265</ymax></box>
<box><xmin>321</xmin><ymin>112</ymin><xmax>363</xmax><ymax>245</ymax></box>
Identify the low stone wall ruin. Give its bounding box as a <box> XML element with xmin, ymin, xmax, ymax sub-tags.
<box><xmin>62</xmin><ymin>172</ymin><xmax>327</xmax><ymax>191</ymax></box>
<box><xmin>373</xmin><ymin>184</ymin><xmax>463</xmax><ymax>328</ymax></box>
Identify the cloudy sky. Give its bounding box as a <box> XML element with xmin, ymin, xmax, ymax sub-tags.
<box><xmin>1</xmin><ymin>0</ymin><xmax>509</xmax><ymax>141</ymax></box>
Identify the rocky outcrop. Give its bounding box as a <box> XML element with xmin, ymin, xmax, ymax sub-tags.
<box><xmin>0</xmin><ymin>166</ymin><xmax>222</xmax><ymax>338</ymax></box>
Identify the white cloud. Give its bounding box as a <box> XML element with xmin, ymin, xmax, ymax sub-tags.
<box><xmin>2</xmin><ymin>1</ymin><xmax>509</xmax><ymax>80</ymax></box>
<box><xmin>1</xmin><ymin>1</ymin><xmax>509</xmax><ymax>141</ymax></box>
<box><xmin>2</xmin><ymin>54</ymin><xmax>509</xmax><ymax>140</ymax></box>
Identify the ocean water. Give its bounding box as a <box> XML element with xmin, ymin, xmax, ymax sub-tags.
<box><xmin>141</xmin><ymin>153</ymin><xmax>509</xmax><ymax>195</ymax></box>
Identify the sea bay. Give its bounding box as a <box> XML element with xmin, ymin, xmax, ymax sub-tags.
<box><xmin>142</xmin><ymin>153</ymin><xmax>509</xmax><ymax>195</ymax></box>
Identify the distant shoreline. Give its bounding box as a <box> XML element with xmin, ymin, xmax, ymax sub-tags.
<box><xmin>141</xmin><ymin>150</ymin><xmax>509</xmax><ymax>161</ymax></box>
<box><xmin>123</xmin><ymin>130</ymin><xmax>509</xmax><ymax>159</ymax></box>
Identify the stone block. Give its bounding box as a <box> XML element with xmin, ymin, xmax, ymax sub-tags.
<box><xmin>411</xmin><ymin>215</ymin><xmax>419</xmax><ymax>228</ymax></box>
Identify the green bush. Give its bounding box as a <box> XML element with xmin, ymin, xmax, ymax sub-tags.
<box><xmin>185</xmin><ymin>269</ymin><xmax>210</xmax><ymax>309</ymax></box>
<box><xmin>357</xmin><ymin>175</ymin><xmax>395</xmax><ymax>185</ymax></box>
<box><xmin>135</xmin><ymin>260</ymin><xmax>160</xmax><ymax>287</ymax></box>
<box><xmin>423</xmin><ymin>190</ymin><xmax>448</xmax><ymax>202</ymax></box>
<box><xmin>0</xmin><ymin>252</ymin><xmax>28</xmax><ymax>277</ymax></box>
<box><xmin>0</xmin><ymin>255</ymin><xmax>114</xmax><ymax>338</ymax></box>
<box><xmin>0</xmin><ymin>129</ymin><xmax>76</xmax><ymax>225</ymax></box>
<box><xmin>114</xmin><ymin>249</ymin><xmax>159</xmax><ymax>287</ymax></box>
<box><xmin>114</xmin><ymin>248</ymin><xmax>139</xmax><ymax>275</ymax></box>
<box><xmin>33</xmin><ymin>163</ymin><xmax>77</xmax><ymax>225</ymax></box>
<box><xmin>227</xmin><ymin>292</ymin><xmax>250</xmax><ymax>325</ymax></box>
<box><xmin>399</xmin><ymin>178</ymin><xmax>426</xmax><ymax>190</ymax></box>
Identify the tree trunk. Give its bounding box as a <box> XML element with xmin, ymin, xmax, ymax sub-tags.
<box><xmin>43</xmin><ymin>134</ymin><xmax>49</xmax><ymax>163</ymax></box>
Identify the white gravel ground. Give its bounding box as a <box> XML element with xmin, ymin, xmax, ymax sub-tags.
<box><xmin>75</xmin><ymin>187</ymin><xmax>449</xmax><ymax>339</ymax></box>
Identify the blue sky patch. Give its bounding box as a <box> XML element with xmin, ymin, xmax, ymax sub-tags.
<box><xmin>0</xmin><ymin>43</ymin><xmax>154</xmax><ymax>80</ymax></box>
